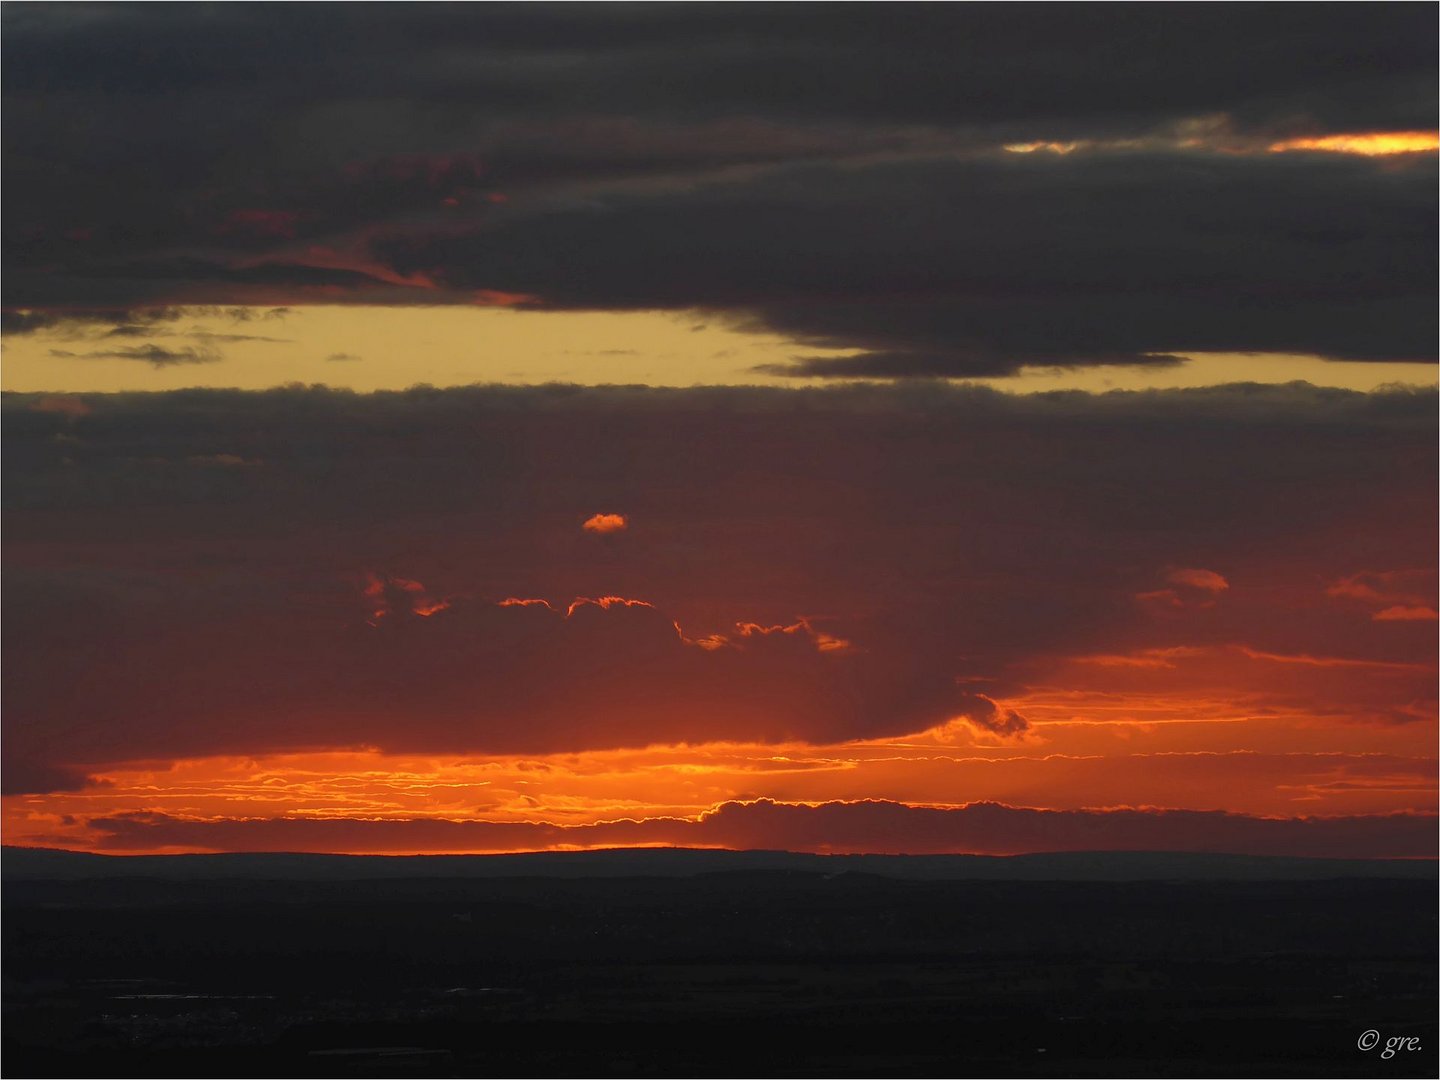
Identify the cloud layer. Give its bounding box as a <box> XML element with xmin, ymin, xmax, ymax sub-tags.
<box><xmin>4</xmin><ymin>382</ymin><xmax>1433</xmax><ymax>795</ymax></box>
<box><xmin>4</xmin><ymin>6</ymin><xmax>1435</xmax><ymax>373</ymax></box>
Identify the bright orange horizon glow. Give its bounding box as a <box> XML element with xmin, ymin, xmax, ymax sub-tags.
<box><xmin>7</xmin><ymin>669</ymin><xmax>1433</xmax><ymax>854</ymax></box>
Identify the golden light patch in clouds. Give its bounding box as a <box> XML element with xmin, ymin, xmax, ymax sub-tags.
<box><xmin>970</xmin><ymin>352</ymin><xmax>1436</xmax><ymax>395</ymax></box>
<box><xmin>582</xmin><ymin>512</ymin><xmax>628</xmax><ymax>535</ymax></box>
<box><xmin>1002</xmin><ymin>140</ymin><xmax>1083</xmax><ymax>154</ymax></box>
<box><xmin>0</xmin><ymin>306</ymin><xmax>869</xmax><ymax>393</ymax></box>
<box><xmin>1003</xmin><ymin>129</ymin><xmax>1438</xmax><ymax>158</ymax></box>
<box><xmin>1268</xmin><ymin>132</ymin><xmax>1438</xmax><ymax>156</ymax></box>
<box><xmin>5</xmin><ymin>308</ymin><xmax>1435</xmax><ymax>395</ymax></box>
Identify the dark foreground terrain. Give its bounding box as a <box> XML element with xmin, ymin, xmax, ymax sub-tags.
<box><xmin>4</xmin><ymin>848</ymin><xmax>1436</xmax><ymax>1078</ymax></box>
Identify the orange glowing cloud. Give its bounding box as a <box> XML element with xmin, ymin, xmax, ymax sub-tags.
<box><xmin>582</xmin><ymin>512</ymin><xmax>628</xmax><ymax>535</ymax></box>
<box><xmin>2</xmin><ymin>731</ymin><xmax>1428</xmax><ymax>858</ymax></box>
<box><xmin>362</xmin><ymin>572</ymin><xmax>450</xmax><ymax>621</ymax></box>
<box><xmin>731</xmin><ymin>618</ymin><xmax>854</xmax><ymax>654</ymax></box>
<box><xmin>564</xmin><ymin>594</ymin><xmax>655</xmax><ymax>617</ymax></box>
<box><xmin>1268</xmin><ymin>131</ymin><xmax>1438</xmax><ymax>156</ymax></box>
<box><xmin>1373</xmin><ymin>605</ymin><xmax>1439</xmax><ymax>622</ymax></box>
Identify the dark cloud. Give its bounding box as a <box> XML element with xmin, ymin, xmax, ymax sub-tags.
<box><xmin>190</xmin><ymin>331</ymin><xmax>290</xmax><ymax>344</ymax></box>
<box><xmin>3</xmin><ymin>6</ymin><xmax>1434</xmax><ymax>371</ymax></box>
<box><xmin>3</xmin><ymin>382</ymin><xmax>1433</xmax><ymax>788</ymax></box>
<box><xmin>82</xmin><ymin>800</ymin><xmax>1440</xmax><ymax>859</ymax></box>
<box><xmin>3</xmin><ymin>307</ymin><xmax>184</xmax><ymax>337</ymax></box>
<box><xmin>375</xmin><ymin>150</ymin><xmax>1436</xmax><ymax>369</ymax></box>
<box><xmin>0</xmin><ymin>583</ymin><xmax>1006</xmax><ymax>777</ymax></box>
<box><xmin>1</xmin><ymin>305</ymin><xmax>290</xmax><ymax>337</ymax></box>
<box><xmin>4</xmin><ymin>6</ymin><xmax>1430</xmax><ymax>131</ymax></box>
<box><xmin>48</xmin><ymin>343</ymin><xmax>221</xmax><ymax>367</ymax></box>
<box><xmin>2</xmin><ymin>759</ymin><xmax>102</xmax><ymax>797</ymax></box>
<box><xmin>758</xmin><ymin>352</ymin><xmax>1190</xmax><ymax>380</ymax></box>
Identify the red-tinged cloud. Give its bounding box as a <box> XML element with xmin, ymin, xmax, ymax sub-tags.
<box><xmin>1234</xmin><ymin>645</ymin><xmax>1429</xmax><ymax>672</ymax></box>
<box><xmin>214</xmin><ymin>209</ymin><xmax>299</xmax><ymax>239</ymax></box>
<box><xmin>363</xmin><ymin>572</ymin><xmax>450</xmax><ymax>621</ymax></box>
<box><xmin>27</xmin><ymin>394</ymin><xmax>91</xmax><ymax>420</ymax></box>
<box><xmin>2</xmin><ymin>585</ymin><xmax>1024</xmax><ymax>791</ymax></box>
<box><xmin>473</xmin><ymin>289</ymin><xmax>538</xmax><ymax>307</ymax></box>
<box><xmin>3</xmin><ymin>383</ymin><xmax>1432</xmax><ymax>796</ymax></box>
<box><xmin>582</xmin><ymin>512</ymin><xmax>628</xmax><ymax>535</ymax></box>
<box><xmin>1074</xmin><ymin>646</ymin><xmax>1208</xmax><ymax>669</ymax></box>
<box><xmin>1374</xmin><ymin>605</ymin><xmax>1439</xmax><ymax>622</ymax></box>
<box><xmin>1138</xmin><ymin>569</ymin><xmax>1229</xmax><ymax>614</ymax></box>
<box><xmin>1326</xmin><ymin>570</ymin><xmax>1438</xmax><ymax>625</ymax></box>
<box><xmin>1167</xmin><ymin>568</ymin><xmax>1229</xmax><ymax>592</ymax></box>
<box><xmin>78</xmin><ymin>800</ymin><xmax>1440</xmax><ymax>859</ymax></box>
<box><xmin>1135</xmin><ymin>588</ymin><xmax>1185</xmax><ymax>610</ymax></box>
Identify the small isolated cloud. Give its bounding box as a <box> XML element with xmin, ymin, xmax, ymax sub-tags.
<box><xmin>1167</xmin><ymin>568</ymin><xmax>1230</xmax><ymax>592</ymax></box>
<box><xmin>326</xmin><ymin>352</ymin><xmax>363</xmax><ymax>362</ymax></box>
<box><xmin>362</xmin><ymin>571</ymin><xmax>450</xmax><ymax>622</ymax></box>
<box><xmin>582</xmin><ymin>512</ymin><xmax>628</xmax><ymax>535</ymax></box>
<box><xmin>1373</xmin><ymin>605</ymin><xmax>1439</xmax><ymax>622</ymax></box>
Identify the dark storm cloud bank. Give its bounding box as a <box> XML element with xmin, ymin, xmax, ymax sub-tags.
<box><xmin>4</xmin><ymin>5</ymin><xmax>1435</xmax><ymax>371</ymax></box>
<box><xmin>0</xmin><ymin>583</ymin><xmax>1019</xmax><ymax>790</ymax></box>
<box><xmin>3</xmin><ymin>382</ymin><xmax>1435</xmax><ymax>790</ymax></box>
<box><xmin>5</xmin><ymin>5</ymin><xmax>1429</xmax><ymax>131</ymax></box>
<box><xmin>81</xmin><ymin>800</ymin><xmax>1440</xmax><ymax>860</ymax></box>
<box><xmin>374</xmin><ymin>151</ymin><xmax>1436</xmax><ymax>368</ymax></box>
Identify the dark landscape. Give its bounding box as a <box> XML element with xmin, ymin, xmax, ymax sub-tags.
<box><xmin>4</xmin><ymin>847</ymin><xmax>1435</xmax><ymax>1078</ymax></box>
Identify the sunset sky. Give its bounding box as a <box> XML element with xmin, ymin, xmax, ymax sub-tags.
<box><xmin>3</xmin><ymin>4</ymin><xmax>1435</xmax><ymax>857</ymax></box>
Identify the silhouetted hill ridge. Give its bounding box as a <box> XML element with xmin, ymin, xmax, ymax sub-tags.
<box><xmin>4</xmin><ymin>845</ymin><xmax>1434</xmax><ymax>882</ymax></box>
